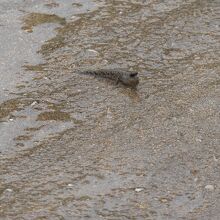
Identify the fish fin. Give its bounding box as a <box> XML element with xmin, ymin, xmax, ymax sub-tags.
<box><xmin>115</xmin><ymin>78</ymin><xmax>120</xmax><ymax>85</ymax></box>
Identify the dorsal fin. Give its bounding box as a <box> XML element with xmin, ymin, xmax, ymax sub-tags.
<box><xmin>130</xmin><ymin>72</ymin><xmax>138</xmax><ymax>77</ymax></box>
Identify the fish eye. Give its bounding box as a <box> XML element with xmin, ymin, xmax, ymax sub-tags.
<box><xmin>130</xmin><ymin>72</ymin><xmax>138</xmax><ymax>77</ymax></box>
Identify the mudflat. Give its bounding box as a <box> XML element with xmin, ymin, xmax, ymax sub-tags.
<box><xmin>0</xmin><ymin>0</ymin><xmax>219</xmax><ymax>219</ymax></box>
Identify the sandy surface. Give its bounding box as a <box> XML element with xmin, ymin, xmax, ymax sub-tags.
<box><xmin>0</xmin><ymin>0</ymin><xmax>220</xmax><ymax>219</ymax></box>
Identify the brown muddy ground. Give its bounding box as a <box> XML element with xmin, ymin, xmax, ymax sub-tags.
<box><xmin>0</xmin><ymin>0</ymin><xmax>220</xmax><ymax>219</ymax></box>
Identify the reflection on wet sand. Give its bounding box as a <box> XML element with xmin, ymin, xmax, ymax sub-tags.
<box><xmin>22</xmin><ymin>13</ymin><xmax>66</xmax><ymax>33</ymax></box>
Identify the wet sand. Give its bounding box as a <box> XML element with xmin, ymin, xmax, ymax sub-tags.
<box><xmin>0</xmin><ymin>0</ymin><xmax>220</xmax><ymax>219</ymax></box>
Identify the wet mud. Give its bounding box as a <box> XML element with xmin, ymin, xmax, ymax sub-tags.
<box><xmin>0</xmin><ymin>0</ymin><xmax>220</xmax><ymax>219</ymax></box>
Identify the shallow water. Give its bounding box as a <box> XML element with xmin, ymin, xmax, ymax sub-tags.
<box><xmin>0</xmin><ymin>0</ymin><xmax>220</xmax><ymax>219</ymax></box>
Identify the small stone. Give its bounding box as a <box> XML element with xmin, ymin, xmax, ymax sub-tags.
<box><xmin>205</xmin><ymin>185</ymin><xmax>214</xmax><ymax>191</ymax></box>
<box><xmin>71</xmin><ymin>15</ymin><xmax>76</xmax><ymax>19</ymax></box>
<box><xmin>213</xmin><ymin>155</ymin><xmax>218</xmax><ymax>162</ymax></box>
<box><xmin>135</xmin><ymin>188</ymin><xmax>144</xmax><ymax>192</ymax></box>
<box><xmin>5</xmin><ymin>188</ymin><xmax>13</xmax><ymax>192</ymax></box>
<box><xmin>196</xmin><ymin>138</ymin><xmax>202</xmax><ymax>142</ymax></box>
<box><xmin>24</xmin><ymin>28</ymin><xmax>32</xmax><ymax>33</ymax></box>
<box><xmin>67</xmin><ymin>184</ymin><xmax>73</xmax><ymax>187</ymax></box>
<box><xmin>31</xmin><ymin>101</ymin><xmax>38</xmax><ymax>106</ymax></box>
<box><xmin>9</xmin><ymin>118</ymin><xmax>14</xmax><ymax>121</ymax></box>
<box><xmin>160</xmin><ymin>198</ymin><xmax>168</xmax><ymax>203</ymax></box>
<box><xmin>103</xmin><ymin>60</ymin><xmax>108</xmax><ymax>64</ymax></box>
<box><xmin>87</xmin><ymin>49</ymin><xmax>98</xmax><ymax>54</ymax></box>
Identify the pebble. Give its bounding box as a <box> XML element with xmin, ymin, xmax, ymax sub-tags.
<box><xmin>70</xmin><ymin>16</ymin><xmax>78</xmax><ymax>21</ymax></box>
<box><xmin>103</xmin><ymin>60</ymin><xmax>108</xmax><ymax>64</ymax></box>
<box><xmin>160</xmin><ymin>198</ymin><xmax>168</xmax><ymax>203</ymax></box>
<box><xmin>213</xmin><ymin>155</ymin><xmax>218</xmax><ymax>162</ymax></box>
<box><xmin>135</xmin><ymin>188</ymin><xmax>144</xmax><ymax>192</ymax></box>
<box><xmin>87</xmin><ymin>49</ymin><xmax>99</xmax><ymax>54</ymax></box>
<box><xmin>31</xmin><ymin>101</ymin><xmax>38</xmax><ymax>106</ymax></box>
<box><xmin>205</xmin><ymin>185</ymin><xmax>214</xmax><ymax>191</ymax></box>
<box><xmin>196</xmin><ymin>138</ymin><xmax>202</xmax><ymax>142</ymax></box>
<box><xmin>5</xmin><ymin>188</ymin><xmax>13</xmax><ymax>192</ymax></box>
